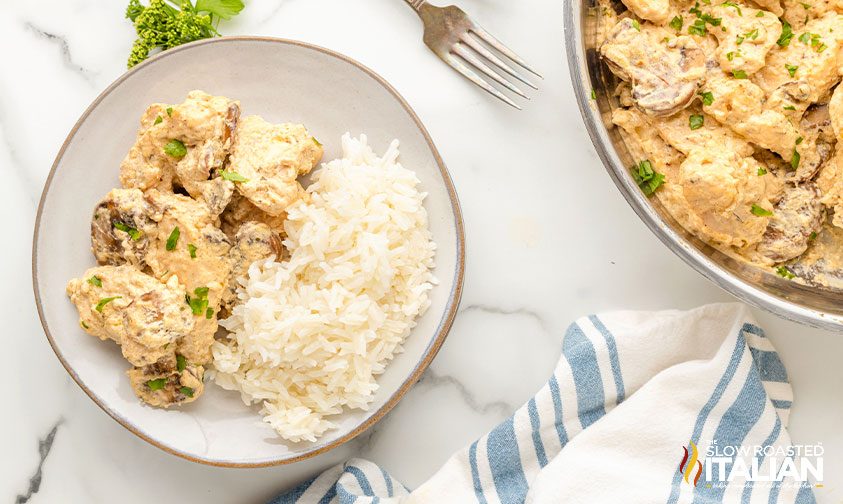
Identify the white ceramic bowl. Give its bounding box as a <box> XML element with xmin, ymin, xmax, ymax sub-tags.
<box><xmin>33</xmin><ymin>37</ymin><xmax>464</xmax><ymax>467</ymax></box>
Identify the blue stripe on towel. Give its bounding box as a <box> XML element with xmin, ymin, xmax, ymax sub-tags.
<box><xmin>563</xmin><ymin>323</ymin><xmax>606</xmax><ymax>430</ymax></box>
<box><xmin>318</xmin><ymin>485</ymin><xmax>337</xmax><ymax>504</ymax></box>
<box><xmin>528</xmin><ymin>398</ymin><xmax>549</xmax><ymax>467</ymax></box>
<box><xmin>741</xmin><ymin>417</ymin><xmax>781</xmax><ymax>504</ymax></box>
<box><xmin>693</xmin><ymin>370</ymin><xmax>767</xmax><ymax>503</ymax></box>
<box><xmin>771</xmin><ymin>399</ymin><xmax>792</xmax><ymax>410</ymax></box>
<box><xmin>268</xmin><ymin>475</ymin><xmax>317</xmax><ymax>503</ymax></box>
<box><xmin>487</xmin><ymin>417</ymin><xmax>529</xmax><ymax>503</ymax></box>
<box><xmin>741</xmin><ymin>323</ymin><xmax>767</xmax><ymax>338</ymax></box>
<box><xmin>749</xmin><ymin>348</ymin><xmax>789</xmax><ymax>383</ymax></box>
<box><xmin>666</xmin><ymin>332</ymin><xmax>746</xmax><ymax>504</ymax></box>
<box><xmin>588</xmin><ymin>315</ymin><xmax>626</xmax><ymax>403</ymax></box>
<box><xmin>346</xmin><ymin>466</ymin><xmax>375</xmax><ymax>496</ymax></box>
<box><xmin>469</xmin><ymin>441</ymin><xmax>488</xmax><ymax>504</ymax></box>
<box><xmin>548</xmin><ymin>375</ymin><xmax>569</xmax><ymax>446</ymax></box>
<box><xmin>380</xmin><ymin>467</ymin><xmax>393</xmax><ymax>497</ymax></box>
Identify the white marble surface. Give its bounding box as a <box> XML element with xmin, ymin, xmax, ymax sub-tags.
<box><xmin>3</xmin><ymin>0</ymin><xmax>843</xmax><ymax>502</ymax></box>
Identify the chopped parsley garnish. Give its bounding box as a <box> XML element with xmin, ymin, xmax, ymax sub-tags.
<box><xmin>313</xmin><ymin>136</ymin><xmax>323</xmax><ymax>146</ymax></box>
<box><xmin>87</xmin><ymin>275</ymin><xmax>103</xmax><ymax>287</ymax></box>
<box><xmin>689</xmin><ymin>19</ymin><xmax>708</xmax><ymax>36</ymax></box>
<box><xmin>632</xmin><ymin>19</ymin><xmax>641</xmax><ymax>31</ymax></box>
<box><xmin>776</xmin><ymin>266</ymin><xmax>795</xmax><ymax>279</ymax></box>
<box><xmin>701</xmin><ymin>13</ymin><xmax>722</xmax><ymax>26</ymax></box>
<box><xmin>791</xmin><ymin>149</ymin><xmax>801</xmax><ymax>170</ymax></box>
<box><xmin>154</xmin><ymin>116</ymin><xmax>163</xmax><ymax>125</ymax></box>
<box><xmin>777</xmin><ymin>20</ymin><xmax>794</xmax><ymax>47</ymax></box>
<box><xmin>798</xmin><ymin>32</ymin><xmax>812</xmax><ymax>44</ymax></box>
<box><xmin>166</xmin><ymin>106</ymin><xmax>173</xmax><ymax>117</ymax></box>
<box><xmin>689</xmin><ymin>114</ymin><xmax>705</xmax><ymax>130</ymax></box>
<box><xmin>188</xmin><ymin>243</ymin><xmax>197</xmax><ymax>259</ymax></box>
<box><xmin>801</xmin><ymin>2</ymin><xmax>811</xmax><ymax>8</ymax></box>
<box><xmin>809</xmin><ymin>231</ymin><xmax>818</xmax><ymax>241</ymax></box>
<box><xmin>146</xmin><ymin>378</ymin><xmax>167</xmax><ymax>391</ymax></box>
<box><xmin>219</xmin><ymin>169</ymin><xmax>249</xmax><ymax>183</ymax></box>
<box><xmin>80</xmin><ymin>321</ymin><xmax>89</xmax><ymax>329</ymax></box>
<box><xmin>194</xmin><ymin>286</ymin><xmax>209</xmax><ymax>298</ymax></box>
<box><xmin>113</xmin><ymin>221</ymin><xmax>142</xmax><ymax>240</ymax></box>
<box><xmin>186</xmin><ymin>287</ymin><xmax>210</xmax><ymax>316</ymax></box>
<box><xmin>590</xmin><ymin>89</ymin><xmax>597</xmax><ymax>100</ymax></box>
<box><xmin>796</xmin><ymin>136</ymin><xmax>804</xmax><ymax>145</ymax></box>
<box><xmin>205</xmin><ymin>307</ymin><xmax>214</xmax><ymax>319</ymax></box>
<box><xmin>700</xmin><ymin>91</ymin><xmax>714</xmax><ymax>106</ymax></box>
<box><xmin>164</xmin><ymin>139</ymin><xmax>187</xmax><ymax>158</ymax></box>
<box><xmin>722</xmin><ymin>1</ymin><xmax>742</xmax><ymax>15</ymax></box>
<box><xmin>732</xmin><ymin>69</ymin><xmax>748</xmax><ymax>79</ymax></box>
<box><xmin>690</xmin><ymin>2</ymin><xmax>702</xmax><ymax>17</ymax></box>
<box><xmin>166</xmin><ymin>226</ymin><xmax>180</xmax><ymax>251</ymax></box>
<box><xmin>758</xmin><ymin>167</ymin><xmax>767</xmax><ymax>175</ymax></box>
<box><xmin>177</xmin><ymin>354</ymin><xmax>187</xmax><ymax>373</ymax></box>
<box><xmin>95</xmin><ymin>296</ymin><xmax>121</xmax><ymax>312</ymax></box>
<box><xmin>670</xmin><ymin>15</ymin><xmax>684</xmax><ymax>31</ymax></box>
<box><xmin>756</xmin><ymin>10</ymin><xmax>764</xmax><ymax>17</ymax></box>
<box><xmin>179</xmin><ymin>386</ymin><xmax>195</xmax><ymax>398</ymax></box>
<box><xmin>751</xmin><ymin>204</ymin><xmax>773</xmax><ymax>216</ymax></box>
<box><xmin>785</xmin><ymin>63</ymin><xmax>798</xmax><ymax>77</ymax></box>
<box><xmin>631</xmin><ymin>160</ymin><xmax>665</xmax><ymax>196</ymax></box>
<box><xmin>726</xmin><ymin>51</ymin><xmax>737</xmax><ymax>61</ymax></box>
<box><xmin>783</xmin><ymin>105</ymin><xmax>796</xmax><ymax>110</ymax></box>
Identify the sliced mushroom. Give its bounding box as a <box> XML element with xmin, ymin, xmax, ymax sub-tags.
<box><xmin>756</xmin><ymin>183</ymin><xmax>825</xmax><ymax>263</ymax></box>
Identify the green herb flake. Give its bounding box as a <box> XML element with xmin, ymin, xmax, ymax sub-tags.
<box><xmin>177</xmin><ymin>354</ymin><xmax>187</xmax><ymax>373</ymax></box>
<box><xmin>631</xmin><ymin>160</ymin><xmax>666</xmax><ymax>196</ymax></box>
<box><xmin>164</xmin><ymin>139</ymin><xmax>187</xmax><ymax>158</ymax></box>
<box><xmin>732</xmin><ymin>69</ymin><xmax>748</xmax><ymax>79</ymax></box>
<box><xmin>776</xmin><ymin>266</ymin><xmax>796</xmax><ymax>279</ymax></box>
<box><xmin>791</xmin><ymin>149</ymin><xmax>801</xmax><ymax>170</ymax></box>
<box><xmin>785</xmin><ymin>63</ymin><xmax>798</xmax><ymax>77</ymax></box>
<box><xmin>166</xmin><ymin>226</ymin><xmax>180</xmax><ymax>251</ymax></box>
<box><xmin>590</xmin><ymin>89</ymin><xmax>597</xmax><ymax>100</ymax></box>
<box><xmin>179</xmin><ymin>386</ymin><xmax>195</xmax><ymax>398</ymax></box>
<box><xmin>796</xmin><ymin>136</ymin><xmax>804</xmax><ymax>145</ymax></box>
<box><xmin>166</xmin><ymin>107</ymin><xmax>173</xmax><ymax>117</ymax></box>
<box><xmin>87</xmin><ymin>275</ymin><xmax>103</xmax><ymax>287</ymax></box>
<box><xmin>758</xmin><ymin>167</ymin><xmax>768</xmax><ymax>176</ymax></box>
<box><xmin>188</xmin><ymin>243</ymin><xmax>198</xmax><ymax>259</ymax></box>
<box><xmin>146</xmin><ymin>378</ymin><xmax>167</xmax><ymax>391</ymax></box>
<box><xmin>154</xmin><ymin>116</ymin><xmax>163</xmax><ymax>125</ymax></box>
<box><xmin>113</xmin><ymin>221</ymin><xmax>142</xmax><ymax>241</ymax></box>
<box><xmin>219</xmin><ymin>169</ymin><xmax>249</xmax><ymax>183</ymax></box>
<box><xmin>801</xmin><ymin>2</ymin><xmax>811</xmax><ymax>8</ymax></box>
<box><xmin>777</xmin><ymin>20</ymin><xmax>794</xmax><ymax>47</ymax></box>
<box><xmin>670</xmin><ymin>15</ymin><xmax>684</xmax><ymax>31</ymax></box>
<box><xmin>632</xmin><ymin>19</ymin><xmax>641</xmax><ymax>31</ymax></box>
<box><xmin>689</xmin><ymin>19</ymin><xmax>708</xmax><ymax>36</ymax></box>
<box><xmin>194</xmin><ymin>286</ymin><xmax>209</xmax><ymax>298</ymax></box>
<box><xmin>726</xmin><ymin>51</ymin><xmax>737</xmax><ymax>61</ymax></box>
<box><xmin>689</xmin><ymin>114</ymin><xmax>705</xmax><ymax>130</ymax></box>
<box><xmin>751</xmin><ymin>204</ymin><xmax>773</xmax><ymax>216</ymax></box>
<box><xmin>809</xmin><ymin>231</ymin><xmax>818</xmax><ymax>241</ymax></box>
<box><xmin>783</xmin><ymin>105</ymin><xmax>796</xmax><ymax>110</ymax></box>
<box><xmin>205</xmin><ymin>307</ymin><xmax>214</xmax><ymax>320</ymax></box>
<box><xmin>80</xmin><ymin>321</ymin><xmax>89</xmax><ymax>329</ymax></box>
<box><xmin>95</xmin><ymin>296</ymin><xmax>122</xmax><ymax>313</ymax></box>
<box><xmin>756</xmin><ymin>10</ymin><xmax>764</xmax><ymax>17</ymax></box>
<box><xmin>187</xmin><ymin>296</ymin><xmax>208</xmax><ymax>316</ymax></box>
<box><xmin>700</xmin><ymin>91</ymin><xmax>715</xmax><ymax>106</ymax></box>
<box><xmin>722</xmin><ymin>1</ymin><xmax>742</xmax><ymax>15</ymax></box>
<box><xmin>701</xmin><ymin>13</ymin><xmax>722</xmax><ymax>26</ymax></box>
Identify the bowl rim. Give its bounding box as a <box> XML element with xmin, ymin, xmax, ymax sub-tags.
<box><xmin>563</xmin><ymin>0</ymin><xmax>843</xmax><ymax>331</ymax></box>
<box><xmin>31</xmin><ymin>36</ymin><xmax>466</xmax><ymax>468</ymax></box>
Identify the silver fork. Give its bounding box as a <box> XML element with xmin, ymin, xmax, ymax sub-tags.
<box><xmin>403</xmin><ymin>1</ymin><xmax>541</xmax><ymax>109</ymax></box>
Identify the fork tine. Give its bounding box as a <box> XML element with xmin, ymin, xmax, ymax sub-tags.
<box><xmin>443</xmin><ymin>54</ymin><xmax>522</xmax><ymax>110</ymax></box>
<box><xmin>452</xmin><ymin>44</ymin><xmax>529</xmax><ymax>99</ymax></box>
<box><xmin>460</xmin><ymin>34</ymin><xmax>538</xmax><ymax>90</ymax></box>
<box><xmin>470</xmin><ymin>25</ymin><xmax>543</xmax><ymax>78</ymax></box>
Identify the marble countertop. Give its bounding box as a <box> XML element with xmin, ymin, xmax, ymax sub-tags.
<box><xmin>4</xmin><ymin>0</ymin><xmax>843</xmax><ymax>502</ymax></box>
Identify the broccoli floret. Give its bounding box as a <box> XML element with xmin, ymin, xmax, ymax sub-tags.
<box><xmin>125</xmin><ymin>0</ymin><xmax>230</xmax><ymax>68</ymax></box>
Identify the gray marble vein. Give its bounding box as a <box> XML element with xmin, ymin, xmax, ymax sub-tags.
<box><xmin>416</xmin><ymin>368</ymin><xmax>514</xmax><ymax>416</ymax></box>
<box><xmin>459</xmin><ymin>303</ymin><xmax>554</xmax><ymax>336</ymax></box>
<box><xmin>24</xmin><ymin>22</ymin><xmax>96</xmax><ymax>84</ymax></box>
<box><xmin>16</xmin><ymin>420</ymin><xmax>61</xmax><ymax>504</ymax></box>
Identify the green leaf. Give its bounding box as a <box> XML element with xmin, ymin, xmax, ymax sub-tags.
<box><xmin>179</xmin><ymin>386</ymin><xmax>195</xmax><ymax>398</ymax></box>
<box><xmin>670</xmin><ymin>15</ymin><xmax>684</xmax><ymax>31</ymax></box>
<box><xmin>194</xmin><ymin>286</ymin><xmax>209</xmax><ymax>298</ymax></box>
<box><xmin>809</xmin><ymin>231</ymin><xmax>818</xmax><ymax>241</ymax></box>
<box><xmin>206</xmin><ymin>307</ymin><xmax>214</xmax><ymax>319</ymax></box>
<box><xmin>783</xmin><ymin>105</ymin><xmax>796</xmax><ymax>110</ymax></box>
<box><xmin>177</xmin><ymin>354</ymin><xmax>187</xmax><ymax>373</ymax></box>
<box><xmin>791</xmin><ymin>149</ymin><xmax>801</xmax><ymax>170</ymax></box>
<box><xmin>776</xmin><ymin>266</ymin><xmax>795</xmax><ymax>279</ymax></box>
<box><xmin>187</xmin><ymin>296</ymin><xmax>208</xmax><ymax>316</ymax></box>
<box><xmin>631</xmin><ymin>19</ymin><xmax>641</xmax><ymax>31</ymax></box>
<box><xmin>590</xmin><ymin>89</ymin><xmax>597</xmax><ymax>100</ymax></box>
<box><xmin>699</xmin><ymin>91</ymin><xmax>714</xmax><ymax>106</ymax></box>
<box><xmin>722</xmin><ymin>1</ymin><xmax>742</xmax><ymax>15</ymax></box>
<box><xmin>113</xmin><ymin>221</ymin><xmax>142</xmax><ymax>240</ymax></box>
<box><xmin>154</xmin><ymin>116</ymin><xmax>163</xmax><ymax>125</ymax></box>
<box><xmin>166</xmin><ymin>107</ymin><xmax>173</xmax><ymax>117</ymax></box>
<box><xmin>777</xmin><ymin>20</ymin><xmax>793</xmax><ymax>47</ymax></box>
<box><xmin>87</xmin><ymin>275</ymin><xmax>103</xmax><ymax>287</ymax></box>
<box><xmin>80</xmin><ymin>321</ymin><xmax>89</xmax><ymax>329</ymax></box>
<box><xmin>164</xmin><ymin>139</ymin><xmax>187</xmax><ymax>158</ymax></box>
<box><xmin>146</xmin><ymin>378</ymin><xmax>168</xmax><ymax>391</ymax></box>
<box><xmin>166</xmin><ymin>226</ymin><xmax>180</xmax><ymax>251</ymax></box>
<box><xmin>796</xmin><ymin>136</ymin><xmax>804</xmax><ymax>145</ymax></box>
<box><xmin>195</xmin><ymin>0</ymin><xmax>245</xmax><ymax>20</ymax></box>
<box><xmin>689</xmin><ymin>114</ymin><xmax>705</xmax><ymax>130</ymax></box>
<box><xmin>785</xmin><ymin>63</ymin><xmax>798</xmax><ymax>77</ymax></box>
<box><xmin>219</xmin><ymin>169</ymin><xmax>249</xmax><ymax>183</ymax></box>
<box><xmin>756</xmin><ymin>11</ymin><xmax>764</xmax><ymax>16</ymax></box>
<box><xmin>732</xmin><ymin>69</ymin><xmax>748</xmax><ymax>79</ymax></box>
<box><xmin>757</xmin><ymin>167</ymin><xmax>767</xmax><ymax>176</ymax></box>
<box><xmin>95</xmin><ymin>296</ymin><xmax>122</xmax><ymax>313</ymax></box>
<box><xmin>751</xmin><ymin>204</ymin><xmax>773</xmax><ymax>216</ymax></box>
<box><xmin>188</xmin><ymin>243</ymin><xmax>198</xmax><ymax>259</ymax></box>
<box><xmin>726</xmin><ymin>51</ymin><xmax>737</xmax><ymax>61</ymax></box>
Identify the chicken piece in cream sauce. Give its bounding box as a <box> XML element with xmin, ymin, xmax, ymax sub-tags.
<box><xmin>598</xmin><ymin>0</ymin><xmax>843</xmax><ymax>287</ymax></box>
<box><xmin>67</xmin><ymin>91</ymin><xmax>319</xmax><ymax>407</ymax></box>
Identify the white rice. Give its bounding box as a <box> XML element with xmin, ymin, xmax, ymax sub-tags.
<box><xmin>211</xmin><ymin>134</ymin><xmax>437</xmax><ymax>442</ymax></box>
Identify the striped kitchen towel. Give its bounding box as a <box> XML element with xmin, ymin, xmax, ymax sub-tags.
<box><xmin>271</xmin><ymin>303</ymin><xmax>818</xmax><ymax>503</ymax></box>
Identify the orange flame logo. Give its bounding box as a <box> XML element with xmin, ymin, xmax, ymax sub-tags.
<box><xmin>679</xmin><ymin>441</ymin><xmax>703</xmax><ymax>486</ymax></box>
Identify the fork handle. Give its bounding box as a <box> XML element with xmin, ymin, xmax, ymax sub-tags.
<box><xmin>403</xmin><ymin>0</ymin><xmax>427</xmax><ymax>11</ymax></box>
